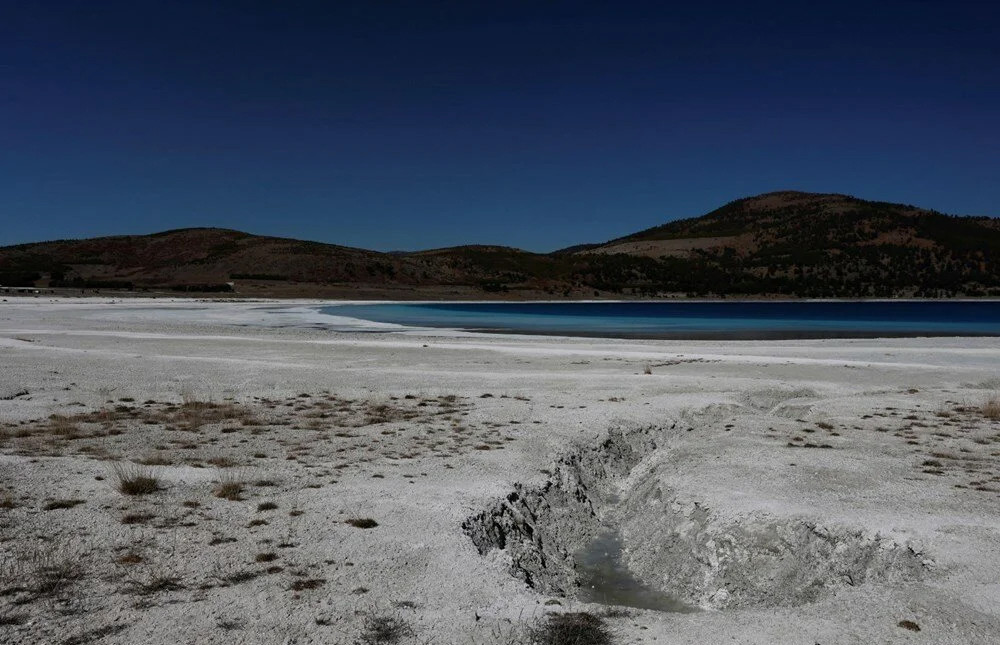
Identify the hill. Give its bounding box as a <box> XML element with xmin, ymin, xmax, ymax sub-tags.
<box><xmin>1</xmin><ymin>192</ymin><xmax>998</xmax><ymax>298</ymax></box>
<box><xmin>574</xmin><ymin>191</ymin><xmax>1000</xmax><ymax>297</ymax></box>
<box><xmin>0</xmin><ymin>228</ymin><xmax>569</xmax><ymax>298</ymax></box>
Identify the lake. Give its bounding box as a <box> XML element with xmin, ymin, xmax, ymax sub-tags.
<box><xmin>320</xmin><ymin>300</ymin><xmax>1000</xmax><ymax>339</ymax></box>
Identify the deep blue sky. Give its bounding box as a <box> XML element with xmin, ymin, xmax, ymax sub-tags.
<box><xmin>1</xmin><ymin>1</ymin><xmax>997</xmax><ymax>252</ymax></box>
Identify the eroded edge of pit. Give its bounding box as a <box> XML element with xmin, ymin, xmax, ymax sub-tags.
<box><xmin>462</xmin><ymin>422</ymin><xmax>930</xmax><ymax>610</ymax></box>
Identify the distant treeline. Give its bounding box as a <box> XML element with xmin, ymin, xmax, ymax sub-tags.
<box><xmin>0</xmin><ymin>271</ymin><xmax>42</xmax><ymax>287</ymax></box>
<box><xmin>229</xmin><ymin>273</ymin><xmax>289</xmax><ymax>281</ymax></box>
<box><xmin>51</xmin><ymin>277</ymin><xmax>134</xmax><ymax>290</ymax></box>
<box><xmin>171</xmin><ymin>283</ymin><xmax>234</xmax><ymax>293</ymax></box>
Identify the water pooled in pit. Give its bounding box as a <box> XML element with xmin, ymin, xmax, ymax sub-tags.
<box><xmin>575</xmin><ymin>529</ymin><xmax>696</xmax><ymax>613</ymax></box>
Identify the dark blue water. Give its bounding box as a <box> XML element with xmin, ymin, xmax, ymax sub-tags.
<box><xmin>321</xmin><ymin>301</ymin><xmax>1000</xmax><ymax>339</ymax></box>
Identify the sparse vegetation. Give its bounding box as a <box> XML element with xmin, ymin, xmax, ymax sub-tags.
<box><xmin>121</xmin><ymin>512</ymin><xmax>155</xmax><ymax>525</ymax></box>
<box><xmin>11</xmin><ymin>541</ymin><xmax>87</xmax><ymax>600</ymax></box>
<box><xmin>289</xmin><ymin>578</ymin><xmax>325</xmax><ymax>591</ymax></box>
<box><xmin>358</xmin><ymin>611</ymin><xmax>411</xmax><ymax>645</ymax></box>
<box><xmin>214</xmin><ymin>471</ymin><xmax>245</xmax><ymax>501</ymax></box>
<box><xmin>125</xmin><ymin>574</ymin><xmax>184</xmax><ymax>596</ymax></box>
<box><xmin>531</xmin><ymin>612</ymin><xmax>613</xmax><ymax>645</ymax></box>
<box><xmin>43</xmin><ymin>499</ymin><xmax>85</xmax><ymax>510</ymax></box>
<box><xmin>984</xmin><ymin>395</ymin><xmax>1000</xmax><ymax>420</ymax></box>
<box><xmin>112</xmin><ymin>463</ymin><xmax>161</xmax><ymax>495</ymax></box>
<box><xmin>345</xmin><ymin>518</ymin><xmax>378</xmax><ymax>529</ymax></box>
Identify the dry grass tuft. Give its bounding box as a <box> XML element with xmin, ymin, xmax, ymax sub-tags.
<box><xmin>358</xmin><ymin>612</ymin><xmax>411</xmax><ymax>645</ymax></box>
<box><xmin>12</xmin><ymin>541</ymin><xmax>87</xmax><ymax>600</ymax></box>
<box><xmin>121</xmin><ymin>512</ymin><xmax>155</xmax><ymax>525</ymax></box>
<box><xmin>214</xmin><ymin>471</ymin><xmax>245</xmax><ymax>501</ymax></box>
<box><xmin>43</xmin><ymin>499</ymin><xmax>85</xmax><ymax>511</ymax></box>
<box><xmin>112</xmin><ymin>463</ymin><xmax>161</xmax><ymax>496</ymax></box>
<box><xmin>177</xmin><ymin>400</ymin><xmax>255</xmax><ymax>431</ymax></box>
<box><xmin>116</xmin><ymin>552</ymin><xmax>144</xmax><ymax>566</ymax></box>
<box><xmin>345</xmin><ymin>518</ymin><xmax>378</xmax><ymax>529</ymax></box>
<box><xmin>289</xmin><ymin>578</ymin><xmax>325</xmax><ymax>591</ymax></box>
<box><xmin>531</xmin><ymin>612</ymin><xmax>613</xmax><ymax>645</ymax></box>
<box><xmin>983</xmin><ymin>395</ymin><xmax>1000</xmax><ymax>421</ymax></box>
<box><xmin>125</xmin><ymin>574</ymin><xmax>185</xmax><ymax>596</ymax></box>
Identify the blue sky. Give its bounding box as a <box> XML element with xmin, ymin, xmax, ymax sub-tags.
<box><xmin>1</xmin><ymin>1</ymin><xmax>997</xmax><ymax>252</ymax></box>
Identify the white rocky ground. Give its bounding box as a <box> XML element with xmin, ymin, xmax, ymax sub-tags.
<box><xmin>1</xmin><ymin>298</ymin><xmax>998</xmax><ymax>644</ymax></box>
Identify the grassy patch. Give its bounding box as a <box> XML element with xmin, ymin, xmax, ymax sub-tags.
<box><xmin>43</xmin><ymin>499</ymin><xmax>85</xmax><ymax>511</ymax></box>
<box><xmin>121</xmin><ymin>512</ymin><xmax>155</xmax><ymax>525</ymax></box>
<box><xmin>113</xmin><ymin>463</ymin><xmax>161</xmax><ymax>496</ymax></box>
<box><xmin>289</xmin><ymin>578</ymin><xmax>325</xmax><ymax>591</ymax></box>
<box><xmin>214</xmin><ymin>471</ymin><xmax>244</xmax><ymax>501</ymax></box>
<box><xmin>983</xmin><ymin>395</ymin><xmax>1000</xmax><ymax>420</ymax></box>
<box><xmin>125</xmin><ymin>575</ymin><xmax>185</xmax><ymax>596</ymax></box>
<box><xmin>531</xmin><ymin>612</ymin><xmax>613</xmax><ymax>645</ymax></box>
<box><xmin>358</xmin><ymin>612</ymin><xmax>411</xmax><ymax>645</ymax></box>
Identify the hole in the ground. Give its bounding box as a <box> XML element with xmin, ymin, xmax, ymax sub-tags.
<box><xmin>575</xmin><ymin>529</ymin><xmax>696</xmax><ymax>612</ymax></box>
<box><xmin>464</xmin><ymin>423</ymin><xmax>929</xmax><ymax>611</ymax></box>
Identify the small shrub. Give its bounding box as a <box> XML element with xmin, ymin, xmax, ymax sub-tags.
<box><xmin>22</xmin><ymin>542</ymin><xmax>86</xmax><ymax>598</ymax></box>
<box><xmin>255</xmin><ymin>552</ymin><xmax>278</xmax><ymax>563</ymax></box>
<box><xmin>531</xmin><ymin>612</ymin><xmax>612</xmax><ymax>645</ymax></box>
<box><xmin>215</xmin><ymin>482</ymin><xmax>243</xmax><ymax>501</ymax></box>
<box><xmin>983</xmin><ymin>395</ymin><xmax>1000</xmax><ymax>420</ymax></box>
<box><xmin>126</xmin><ymin>575</ymin><xmax>184</xmax><ymax>596</ymax></box>
<box><xmin>44</xmin><ymin>499</ymin><xmax>85</xmax><ymax>510</ymax></box>
<box><xmin>257</xmin><ymin>501</ymin><xmax>278</xmax><ymax>511</ymax></box>
<box><xmin>121</xmin><ymin>513</ymin><xmax>155</xmax><ymax>525</ymax></box>
<box><xmin>113</xmin><ymin>463</ymin><xmax>161</xmax><ymax>496</ymax></box>
<box><xmin>217</xmin><ymin>569</ymin><xmax>259</xmax><ymax>585</ymax></box>
<box><xmin>214</xmin><ymin>471</ymin><xmax>244</xmax><ymax>501</ymax></box>
<box><xmin>898</xmin><ymin>620</ymin><xmax>921</xmax><ymax>632</ymax></box>
<box><xmin>358</xmin><ymin>612</ymin><xmax>410</xmax><ymax>645</ymax></box>
<box><xmin>116</xmin><ymin>552</ymin><xmax>144</xmax><ymax>565</ymax></box>
<box><xmin>345</xmin><ymin>518</ymin><xmax>378</xmax><ymax>529</ymax></box>
<box><xmin>289</xmin><ymin>578</ymin><xmax>325</xmax><ymax>591</ymax></box>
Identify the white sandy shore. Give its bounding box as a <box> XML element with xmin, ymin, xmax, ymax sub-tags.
<box><xmin>1</xmin><ymin>298</ymin><xmax>999</xmax><ymax>644</ymax></box>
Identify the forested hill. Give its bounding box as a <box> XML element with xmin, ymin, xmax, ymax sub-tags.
<box><xmin>2</xmin><ymin>191</ymin><xmax>998</xmax><ymax>298</ymax></box>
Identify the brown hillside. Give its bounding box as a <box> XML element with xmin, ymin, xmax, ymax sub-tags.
<box><xmin>2</xmin><ymin>191</ymin><xmax>998</xmax><ymax>298</ymax></box>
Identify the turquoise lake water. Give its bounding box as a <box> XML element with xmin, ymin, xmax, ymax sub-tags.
<box><xmin>321</xmin><ymin>301</ymin><xmax>1000</xmax><ymax>339</ymax></box>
